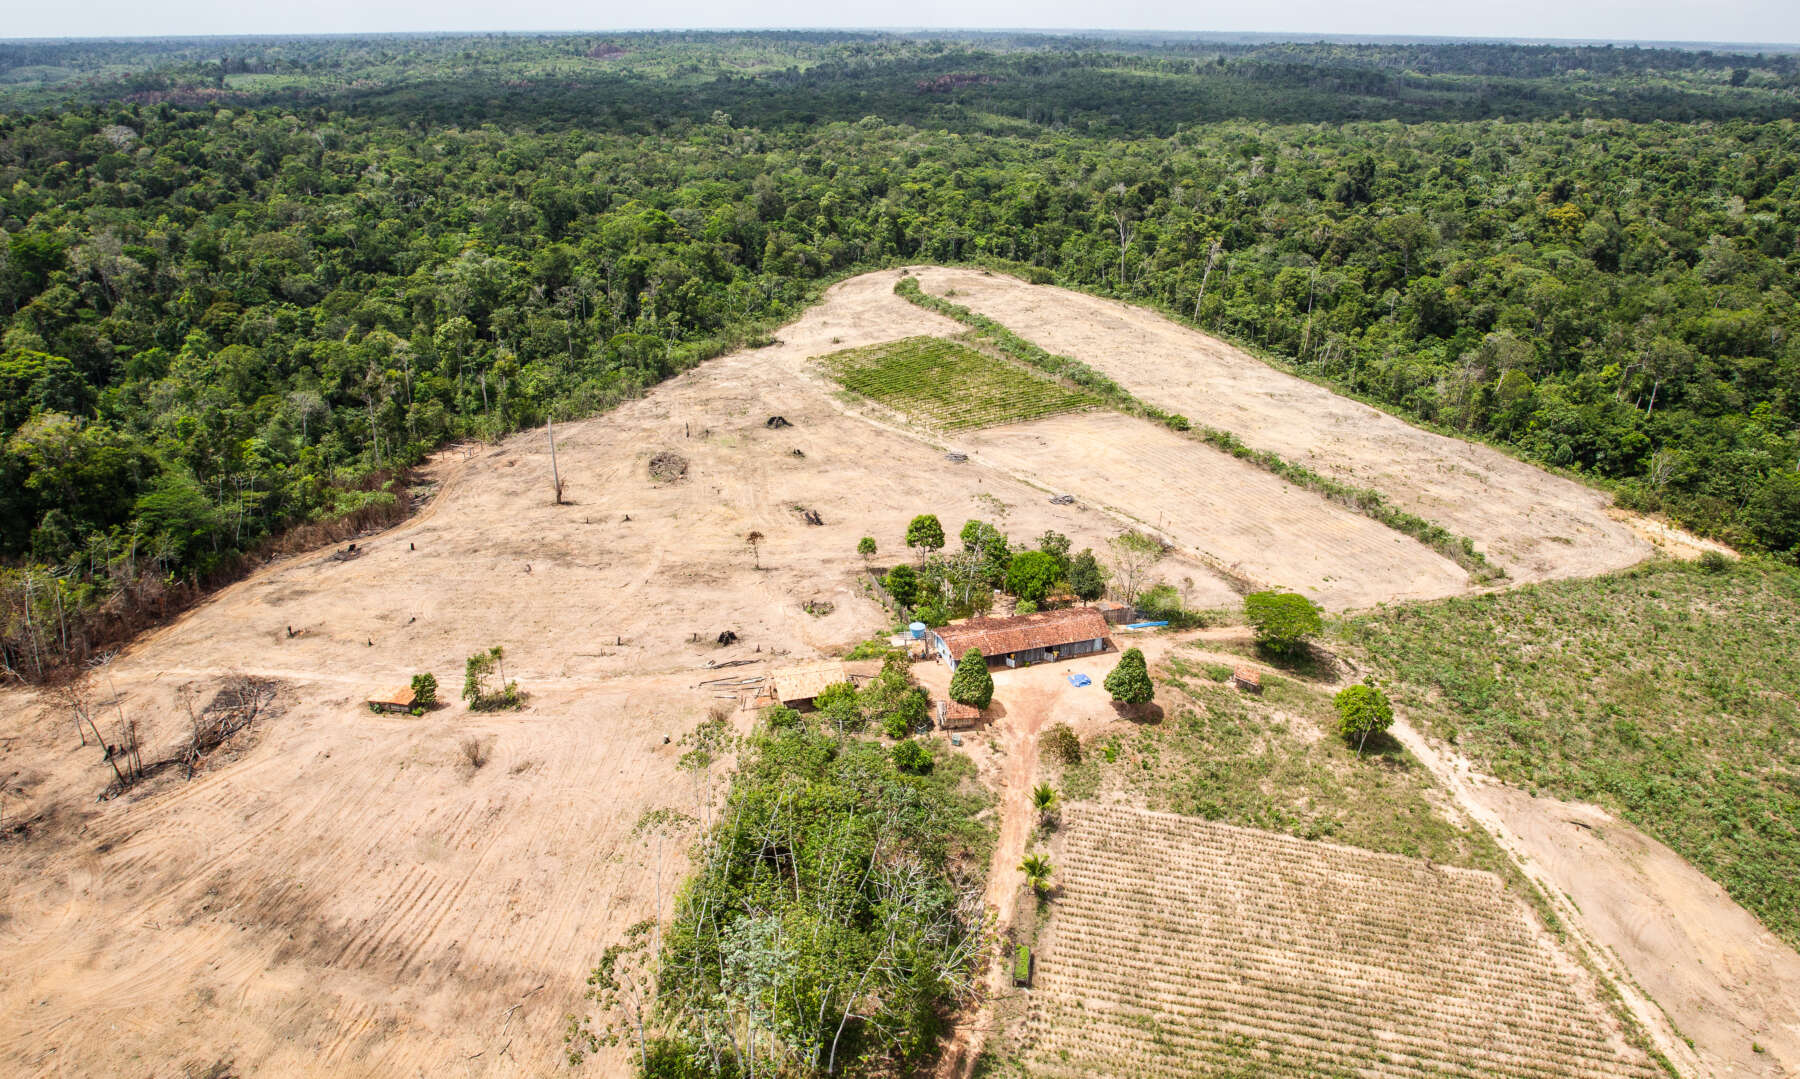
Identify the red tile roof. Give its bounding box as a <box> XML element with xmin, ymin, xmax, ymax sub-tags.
<box><xmin>931</xmin><ymin>607</ymin><xmax>1109</xmax><ymax>660</ymax></box>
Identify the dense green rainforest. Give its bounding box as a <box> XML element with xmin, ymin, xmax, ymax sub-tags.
<box><xmin>1</xmin><ymin>32</ymin><xmax>1798</xmax><ymax>675</ymax></box>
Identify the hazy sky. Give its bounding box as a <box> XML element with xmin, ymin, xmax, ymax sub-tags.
<box><xmin>7</xmin><ymin>0</ymin><xmax>1799</xmax><ymax>46</ymax></box>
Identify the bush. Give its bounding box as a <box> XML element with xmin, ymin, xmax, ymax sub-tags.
<box><xmin>892</xmin><ymin>738</ymin><xmax>933</xmax><ymax>774</ymax></box>
<box><xmin>1244</xmin><ymin>591</ymin><xmax>1323</xmax><ymax>654</ymax></box>
<box><xmin>949</xmin><ymin>649</ymin><xmax>995</xmax><ymax>709</ymax></box>
<box><xmin>763</xmin><ymin>704</ymin><xmax>802</xmax><ymax>731</ymax></box>
<box><xmin>857</xmin><ymin>535</ymin><xmax>877</xmax><ymax>559</ymax></box>
<box><xmin>1104</xmin><ymin>647</ymin><xmax>1155</xmax><ymax>706</ymax></box>
<box><xmin>1137</xmin><ymin>583</ymin><xmax>1203</xmax><ymax>628</ymax></box>
<box><xmin>462</xmin><ymin>646</ymin><xmax>521</xmax><ymax>711</ymax></box>
<box><xmin>1015</xmin><ymin>599</ymin><xmax>1038</xmax><ymax>614</ymax></box>
<box><xmin>1042</xmin><ymin>722</ymin><xmax>1081</xmax><ymax>764</ymax></box>
<box><xmin>1334</xmin><ymin>684</ymin><xmax>1394</xmax><ymax>747</ymax></box>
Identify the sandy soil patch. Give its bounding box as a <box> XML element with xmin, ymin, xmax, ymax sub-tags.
<box><xmin>1468</xmin><ymin>785</ymin><xmax>1800</xmax><ymax>1079</ymax></box>
<box><xmin>911</xmin><ymin>267</ymin><xmax>1655</xmax><ymax>584</ymax></box>
<box><xmin>962</xmin><ymin>411</ymin><xmax>1469</xmax><ymax>608</ymax></box>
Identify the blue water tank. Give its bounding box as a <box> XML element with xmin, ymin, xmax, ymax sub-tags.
<box><xmin>909</xmin><ymin>622</ymin><xmax>927</xmax><ymax>639</ymax></box>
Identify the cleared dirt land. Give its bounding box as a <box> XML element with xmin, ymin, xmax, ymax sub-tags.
<box><xmin>962</xmin><ymin>411</ymin><xmax>1469</xmax><ymax>608</ymax></box>
<box><xmin>1027</xmin><ymin>804</ymin><xmax>1662</xmax><ymax>1079</ymax></box>
<box><xmin>911</xmin><ymin>266</ymin><xmax>1656</xmax><ymax>583</ymax></box>
<box><xmin>0</xmin><ymin>273</ymin><xmax>1190</xmax><ymax>1078</ymax></box>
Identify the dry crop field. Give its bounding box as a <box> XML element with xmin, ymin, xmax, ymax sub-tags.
<box><xmin>819</xmin><ymin>334</ymin><xmax>1097</xmax><ymax>429</ymax></box>
<box><xmin>963</xmin><ymin>411</ymin><xmax>1469</xmax><ymax>608</ymax></box>
<box><xmin>910</xmin><ymin>267</ymin><xmax>1657</xmax><ymax>584</ymax></box>
<box><xmin>1024</xmin><ymin>805</ymin><xmax>1660</xmax><ymax>1079</ymax></box>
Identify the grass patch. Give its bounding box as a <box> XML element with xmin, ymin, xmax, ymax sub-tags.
<box><xmin>1338</xmin><ymin>557</ymin><xmax>1800</xmax><ymax>951</ymax></box>
<box><xmin>818</xmin><ymin>334</ymin><xmax>1096</xmax><ymax>430</ymax></box>
<box><xmin>1071</xmin><ymin>653</ymin><xmax>1505</xmax><ymax>872</ymax></box>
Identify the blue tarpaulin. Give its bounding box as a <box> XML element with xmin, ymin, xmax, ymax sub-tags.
<box><xmin>1067</xmin><ymin>673</ymin><xmax>1092</xmax><ymax>687</ymax></box>
<box><xmin>1124</xmin><ymin>620</ymin><xmax>1169</xmax><ymax>629</ymax></box>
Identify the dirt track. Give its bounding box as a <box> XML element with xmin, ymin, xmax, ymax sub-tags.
<box><xmin>911</xmin><ymin>266</ymin><xmax>1657</xmax><ymax>584</ymax></box>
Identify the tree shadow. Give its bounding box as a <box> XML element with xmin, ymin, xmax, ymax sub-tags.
<box><xmin>1111</xmin><ymin>701</ymin><xmax>1165</xmax><ymax>724</ymax></box>
<box><xmin>1255</xmin><ymin>641</ymin><xmax>1341</xmax><ymax>683</ymax></box>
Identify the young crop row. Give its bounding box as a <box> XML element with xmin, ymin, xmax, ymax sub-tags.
<box><xmin>818</xmin><ymin>334</ymin><xmax>1097</xmax><ymax>430</ymax></box>
<box><xmin>1023</xmin><ymin>805</ymin><xmax>1662</xmax><ymax>1079</ymax></box>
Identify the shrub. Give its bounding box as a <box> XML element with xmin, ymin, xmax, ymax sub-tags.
<box><xmin>460</xmin><ymin>735</ymin><xmax>490</xmax><ymax>769</ymax></box>
<box><xmin>1104</xmin><ymin>647</ymin><xmax>1155</xmax><ymax>706</ymax></box>
<box><xmin>892</xmin><ymin>738</ymin><xmax>933</xmax><ymax>774</ymax></box>
<box><xmin>1334</xmin><ymin>684</ymin><xmax>1394</xmax><ymax>748</ymax></box>
<box><xmin>1042</xmin><ymin>722</ymin><xmax>1081</xmax><ymax>764</ymax></box>
<box><xmin>410</xmin><ymin>672</ymin><xmax>438</xmax><ymax>708</ymax></box>
<box><xmin>882</xmin><ymin>563</ymin><xmax>920</xmax><ymax>605</ymax></box>
<box><xmin>462</xmin><ymin>646</ymin><xmax>521</xmax><ymax>711</ymax></box>
<box><xmin>1244</xmin><ymin>591</ymin><xmax>1323</xmax><ymax>654</ymax></box>
<box><xmin>949</xmin><ymin>649</ymin><xmax>995</xmax><ymax>709</ymax></box>
<box><xmin>857</xmin><ymin>535</ymin><xmax>877</xmax><ymax>560</ymax></box>
<box><xmin>812</xmin><ymin>681</ymin><xmax>858</xmax><ymax>713</ymax></box>
<box><xmin>763</xmin><ymin>704</ymin><xmax>802</xmax><ymax>731</ymax></box>
<box><xmin>1015</xmin><ymin>599</ymin><xmax>1038</xmax><ymax>614</ymax></box>
<box><xmin>1137</xmin><ymin>583</ymin><xmax>1202</xmax><ymax>627</ymax></box>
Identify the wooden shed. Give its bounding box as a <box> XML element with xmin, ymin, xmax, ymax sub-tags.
<box><xmin>937</xmin><ymin>700</ymin><xmax>983</xmax><ymax>731</ymax></box>
<box><xmin>758</xmin><ymin>662</ymin><xmax>857</xmax><ymax>711</ymax></box>
<box><xmin>367</xmin><ymin>685</ymin><xmax>417</xmax><ymax>714</ymax></box>
<box><xmin>1232</xmin><ymin>666</ymin><xmax>1263</xmax><ymax>695</ymax></box>
<box><xmin>1094</xmin><ymin>600</ymin><xmax>1135</xmax><ymax>625</ymax></box>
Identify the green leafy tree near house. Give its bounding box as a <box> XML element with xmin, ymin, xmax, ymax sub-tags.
<box><xmin>1104</xmin><ymin>647</ymin><xmax>1154</xmax><ymax>707</ymax></box>
<box><xmin>1244</xmin><ymin>591</ymin><xmax>1324</xmax><ymax>654</ymax></box>
<box><xmin>1068</xmin><ymin>549</ymin><xmax>1107</xmax><ymax>602</ymax></box>
<box><xmin>410</xmin><ymin>672</ymin><xmax>437</xmax><ymax>708</ymax></box>
<box><xmin>949</xmin><ymin>648</ymin><xmax>994</xmax><ymax>709</ymax></box>
<box><xmin>892</xmin><ymin>738</ymin><xmax>932</xmax><ymax>774</ymax></box>
<box><xmin>905</xmin><ymin>513</ymin><xmax>945</xmax><ymax>558</ymax></box>
<box><xmin>1006</xmin><ymin>549</ymin><xmax>1062</xmax><ymax>604</ymax></box>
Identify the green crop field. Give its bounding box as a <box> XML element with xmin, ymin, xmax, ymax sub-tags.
<box><xmin>1340</xmin><ymin>558</ymin><xmax>1800</xmax><ymax>951</ymax></box>
<box><xmin>818</xmin><ymin>335</ymin><xmax>1097</xmax><ymax>430</ymax></box>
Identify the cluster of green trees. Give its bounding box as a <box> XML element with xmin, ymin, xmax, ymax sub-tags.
<box><xmin>879</xmin><ymin>515</ymin><xmax>1104</xmax><ymax>624</ymax></box>
<box><xmin>574</xmin><ymin>706</ymin><xmax>990</xmax><ymax>1076</ymax></box>
<box><xmin>1</xmin><ymin>32</ymin><xmax>1796</xmax><ymax>684</ymax></box>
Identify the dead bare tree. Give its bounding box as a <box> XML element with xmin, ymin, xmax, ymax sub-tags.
<box><xmin>1193</xmin><ymin>239</ymin><xmax>1223</xmax><ymax>323</ymax></box>
<box><xmin>547</xmin><ymin>411</ymin><xmax>565</xmax><ymax>505</ymax></box>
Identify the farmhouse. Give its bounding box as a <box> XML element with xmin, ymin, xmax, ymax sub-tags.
<box><xmin>366</xmin><ymin>685</ymin><xmax>417</xmax><ymax>714</ymax></box>
<box><xmin>929</xmin><ymin>607</ymin><xmax>1110</xmax><ymax>669</ymax></box>
<box><xmin>756</xmin><ymin>662</ymin><xmax>858</xmax><ymax>711</ymax></box>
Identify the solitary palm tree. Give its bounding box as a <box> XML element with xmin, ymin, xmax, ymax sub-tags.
<box><xmin>1020</xmin><ymin>852</ymin><xmax>1054</xmax><ymax>894</ymax></box>
<box><xmin>1031</xmin><ymin>784</ymin><xmax>1058</xmax><ymax>827</ymax></box>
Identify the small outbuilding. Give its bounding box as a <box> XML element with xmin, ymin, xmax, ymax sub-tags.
<box><xmin>1094</xmin><ymin>600</ymin><xmax>1135</xmax><ymax>625</ymax></box>
<box><xmin>367</xmin><ymin>685</ymin><xmax>417</xmax><ymax>714</ymax></box>
<box><xmin>937</xmin><ymin>700</ymin><xmax>983</xmax><ymax>730</ymax></box>
<box><xmin>757</xmin><ymin>662</ymin><xmax>857</xmax><ymax>711</ymax></box>
<box><xmin>1232</xmin><ymin>666</ymin><xmax>1263</xmax><ymax>695</ymax></box>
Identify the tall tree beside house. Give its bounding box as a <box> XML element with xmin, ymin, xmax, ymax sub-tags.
<box><xmin>949</xmin><ymin>648</ymin><xmax>994</xmax><ymax>710</ymax></box>
<box><xmin>1068</xmin><ymin>549</ymin><xmax>1107</xmax><ymax>602</ymax></box>
<box><xmin>1104</xmin><ymin>647</ymin><xmax>1154</xmax><ymax>707</ymax></box>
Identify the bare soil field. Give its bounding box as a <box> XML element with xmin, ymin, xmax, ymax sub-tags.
<box><xmin>0</xmin><ymin>272</ymin><xmax>1201</xmax><ymax>1078</ymax></box>
<box><xmin>962</xmin><ymin>411</ymin><xmax>1469</xmax><ymax>608</ymax></box>
<box><xmin>1025</xmin><ymin>804</ymin><xmax>1662</xmax><ymax>1079</ymax></box>
<box><xmin>910</xmin><ymin>266</ymin><xmax>1658</xmax><ymax>583</ymax></box>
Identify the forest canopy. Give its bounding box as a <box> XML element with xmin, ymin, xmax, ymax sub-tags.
<box><xmin>1</xmin><ymin>31</ymin><xmax>1798</xmax><ymax>678</ymax></box>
